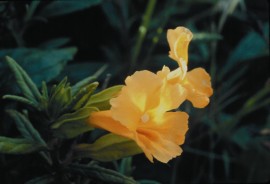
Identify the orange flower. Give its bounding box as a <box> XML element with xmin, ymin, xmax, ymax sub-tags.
<box><xmin>165</xmin><ymin>26</ymin><xmax>213</xmax><ymax>108</ymax></box>
<box><xmin>90</xmin><ymin>70</ymin><xmax>189</xmax><ymax>163</ymax></box>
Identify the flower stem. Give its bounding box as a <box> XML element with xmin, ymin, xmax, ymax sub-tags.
<box><xmin>130</xmin><ymin>0</ymin><xmax>156</xmax><ymax>71</ymax></box>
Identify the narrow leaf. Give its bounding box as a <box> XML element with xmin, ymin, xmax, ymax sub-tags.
<box><xmin>16</xmin><ymin>57</ymin><xmax>42</xmax><ymax>100</ymax></box>
<box><xmin>6</xmin><ymin>56</ymin><xmax>42</xmax><ymax>100</ymax></box>
<box><xmin>48</xmin><ymin>77</ymin><xmax>72</xmax><ymax>117</ymax></box>
<box><xmin>0</xmin><ymin>48</ymin><xmax>78</xmax><ymax>86</ymax></box>
<box><xmin>68</xmin><ymin>164</ymin><xmax>137</xmax><ymax>184</ymax></box>
<box><xmin>231</xmin><ymin>127</ymin><xmax>251</xmax><ymax>150</ymax></box>
<box><xmin>71</xmin><ymin>64</ymin><xmax>107</xmax><ymax>95</ymax></box>
<box><xmin>87</xmin><ymin>85</ymin><xmax>123</xmax><ymax>110</ymax></box>
<box><xmin>0</xmin><ymin>136</ymin><xmax>45</xmax><ymax>154</ymax></box>
<box><xmin>119</xmin><ymin>157</ymin><xmax>133</xmax><ymax>176</ymax></box>
<box><xmin>74</xmin><ymin>133</ymin><xmax>142</xmax><ymax>162</ymax></box>
<box><xmin>39</xmin><ymin>37</ymin><xmax>70</xmax><ymax>49</ymax></box>
<box><xmin>5</xmin><ymin>56</ymin><xmax>36</xmax><ymax>101</ymax></box>
<box><xmin>51</xmin><ymin>107</ymin><xmax>97</xmax><ymax>139</ymax></box>
<box><xmin>3</xmin><ymin>95</ymin><xmax>38</xmax><ymax>108</ymax></box>
<box><xmin>68</xmin><ymin>82</ymin><xmax>99</xmax><ymax>111</ymax></box>
<box><xmin>41</xmin><ymin>81</ymin><xmax>49</xmax><ymax>100</ymax></box>
<box><xmin>222</xmin><ymin>23</ymin><xmax>269</xmax><ymax>76</ymax></box>
<box><xmin>222</xmin><ymin>151</ymin><xmax>230</xmax><ymax>180</ymax></box>
<box><xmin>6</xmin><ymin>110</ymin><xmax>47</xmax><ymax>146</ymax></box>
<box><xmin>39</xmin><ymin>0</ymin><xmax>101</xmax><ymax>17</ymax></box>
<box><xmin>25</xmin><ymin>174</ymin><xmax>55</xmax><ymax>184</ymax></box>
<box><xmin>138</xmin><ymin>180</ymin><xmax>162</xmax><ymax>184</ymax></box>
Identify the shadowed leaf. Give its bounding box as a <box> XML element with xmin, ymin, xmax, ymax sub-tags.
<box><xmin>39</xmin><ymin>0</ymin><xmax>101</xmax><ymax>17</ymax></box>
<box><xmin>51</xmin><ymin>107</ymin><xmax>98</xmax><ymax>139</ymax></box>
<box><xmin>0</xmin><ymin>48</ymin><xmax>77</xmax><ymax>86</ymax></box>
<box><xmin>74</xmin><ymin>133</ymin><xmax>142</xmax><ymax>162</ymax></box>
<box><xmin>87</xmin><ymin>85</ymin><xmax>123</xmax><ymax>110</ymax></box>
<box><xmin>68</xmin><ymin>164</ymin><xmax>137</xmax><ymax>184</ymax></box>
<box><xmin>0</xmin><ymin>136</ymin><xmax>45</xmax><ymax>154</ymax></box>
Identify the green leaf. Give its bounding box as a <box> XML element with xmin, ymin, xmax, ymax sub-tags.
<box><xmin>41</xmin><ymin>81</ymin><xmax>49</xmax><ymax>100</ymax></box>
<box><xmin>25</xmin><ymin>174</ymin><xmax>55</xmax><ymax>184</ymax></box>
<box><xmin>6</xmin><ymin>110</ymin><xmax>47</xmax><ymax>146</ymax></box>
<box><xmin>70</xmin><ymin>64</ymin><xmax>108</xmax><ymax>94</ymax></box>
<box><xmin>119</xmin><ymin>157</ymin><xmax>133</xmax><ymax>176</ymax></box>
<box><xmin>51</xmin><ymin>82</ymin><xmax>72</xmax><ymax>108</ymax></box>
<box><xmin>39</xmin><ymin>0</ymin><xmax>101</xmax><ymax>17</ymax></box>
<box><xmin>138</xmin><ymin>180</ymin><xmax>162</xmax><ymax>184</ymax></box>
<box><xmin>222</xmin><ymin>23</ymin><xmax>269</xmax><ymax>76</ymax></box>
<box><xmin>58</xmin><ymin>63</ymin><xmax>108</xmax><ymax>85</ymax></box>
<box><xmin>48</xmin><ymin>77</ymin><xmax>72</xmax><ymax>117</ymax></box>
<box><xmin>39</xmin><ymin>37</ymin><xmax>71</xmax><ymax>49</ymax></box>
<box><xmin>222</xmin><ymin>151</ymin><xmax>230</xmax><ymax>180</ymax></box>
<box><xmin>68</xmin><ymin>82</ymin><xmax>99</xmax><ymax>111</ymax></box>
<box><xmin>74</xmin><ymin>133</ymin><xmax>142</xmax><ymax>162</ymax></box>
<box><xmin>87</xmin><ymin>85</ymin><xmax>123</xmax><ymax>110</ymax></box>
<box><xmin>67</xmin><ymin>164</ymin><xmax>137</xmax><ymax>184</ymax></box>
<box><xmin>231</xmin><ymin>127</ymin><xmax>251</xmax><ymax>150</ymax></box>
<box><xmin>101</xmin><ymin>1</ymin><xmax>121</xmax><ymax>31</ymax></box>
<box><xmin>3</xmin><ymin>95</ymin><xmax>38</xmax><ymax>108</ymax></box>
<box><xmin>5</xmin><ymin>56</ymin><xmax>40</xmax><ymax>103</ymax></box>
<box><xmin>51</xmin><ymin>107</ymin><xmax>98</xmax><ymax>139</ymax></box>
<box><xmin>24</xmin><ymin>1</ymin><xmax>41</xmax><ymax>22</ymax></box>
<box><xmin>0</xmin><ymin>136</ymin><xmax>45</xmax><ymax>154</ymax></box>
<box><xmin>0</xmin><ymin>47</ymin><xmax>77</xmax><ymax>86</ymax></box>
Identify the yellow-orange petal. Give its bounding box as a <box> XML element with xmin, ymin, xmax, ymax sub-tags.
<box><xmin>151</xmin><ymin>84</ymin><xmax>186</xmax><ymax>118</ymax></box>
<box><xmin>158</xmin><ymin>65</ymin><xmax>186</xmax><ymax>84</ymax></box>
<box><xmin>89</xmin><ymin>110</ymin><xmax>134</xmax><ymax>139</ymax></box>
<box><xmin>135</xmin><ymin>111</ymin><xmax>188</xmax><ymax>163</ymax></box>
<box><xmin>155</xmin><ymin>66</ymin><xmax>187</xmax><ymax>114</ymax></box>
<box><xmin>157</xmin><ymin>66</ymin><xmax>170</xmax><ymax>80</ymax></box>
<box><xmin>110</xmin><ymin>70</ymin><xmax>162</xmax><ymax>130</ymax></box>
<box><xmin>167</xmin><ymin>27</ymin><xmax>193</xmax><ymax>65</ymax></box>
<box><xmin>124</xmin><ymin>70</ymin><xmax>162</xmax><ymax>111</ymax></box>
<box><xmin>136</xmin><ymin>128</ymin><xmax>182</xmax><ymax>163</ymax></box>
<box><xmin>133</xmin><ymin>133</ymin><xmax>154</xmax><ymax>162</ymax></box>
<box><xmin>141</xmin><ymin>111</ymin><xmax>189</xmax><ymax>145</ymax></box>
<box><xmin>184</xmin><ymin>68</ymin><xmax>213</xmax><ymax>108</ymax></box>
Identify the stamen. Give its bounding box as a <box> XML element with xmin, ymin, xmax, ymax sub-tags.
<box><xmin>141</xmin><ymin>113</ymin><xmax>149</xmax><ymax>123</ymax></box>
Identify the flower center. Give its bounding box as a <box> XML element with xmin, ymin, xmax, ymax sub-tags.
<box><xmin>141</xmin><ymin>113</ymin><xmax>150</xmax><ymax>123</ymax></box>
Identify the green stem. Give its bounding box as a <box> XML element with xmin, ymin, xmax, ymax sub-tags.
<box><xmin>8</xmin><ymin>21</ymin><xmax>24</xmax><ymax>47</ymax></box>
<box><xmin>130</xmin><ymin>0</ymin><xmax>156</xmax><ymax>71</ymax></box>
<box><xmin>24</xmin><ymin>0</ymin><xmax>40</xmax><ymax>22</ymax></box>
<box><xmin>210</xmin><ymin>23</ymin><xmax>217</xmax><ymax>86</ymax></box>
<box><xmin>141</xmin><ymin>0</ymin><xmax>178</xmax><ymax>68</ymax></box>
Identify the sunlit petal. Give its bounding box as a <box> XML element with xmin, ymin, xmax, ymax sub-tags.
<box><xmin>167</xmin><ymin>27</ymin><xmax>193</xmax><ymax>64</ymax></box>
<box><xmin>185</xmin><ymin>68</ymin><xmax>213</xmax><ymax>108</ymax></box>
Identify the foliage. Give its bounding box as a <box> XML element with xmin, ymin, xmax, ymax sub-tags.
<box><xmin>0</xmin><ymin>0</ymin><xmax>269</xmax><ymax>183</ymax></box>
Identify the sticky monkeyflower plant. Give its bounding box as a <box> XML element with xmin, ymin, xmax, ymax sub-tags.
<box><xmin>0</xmin><ymin>26</ymin><xmax>212</xmax><ymax>183</ymax></box>
<box><xmin>89</xmin><ymin>26</ymin><xmax>213</xmax><ymax>163</ymax></box>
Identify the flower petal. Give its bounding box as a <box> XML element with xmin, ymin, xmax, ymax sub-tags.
<box><xmin>89</xmin><ymin>110</ymin><xmax>134</xmax><ymax>139</ymax></box>
<box><xmin>141</xmin><ymin>111</ymin><xmax>189</xmax><ymax>145</ymax></box>
<box><xmin>167</xmin><ymin>27</ymin><xmax>193</xmax><ymax>64</ymax></box>
<box><xmin>136</xmin><ymin>128</ymin><xmax>182</xmax><ymax>163</ymax></box>
<box><xmin>110</xmin><ymin>70</ymin><xmax>162</xmax><ymax>130</ymax></box>
<box><xmin>135</xmin><ymin>111</ymin><xmax>188</xmax><ymax>163</ymax></box>
<box><xmin>185</xmin><ymin>68</ymin><xmax>213</xmax><ymax>108</ymax></box>
<box><xmin>152</xmin><ymin>84</ymin><xmax>186</xmax><ymax>117</ymax></box>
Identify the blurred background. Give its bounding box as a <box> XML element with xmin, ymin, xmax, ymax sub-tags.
<box><xmin>0</xmin><ymin>0</ymin><xmax>269</xmax><ymax>183</ymax></box>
